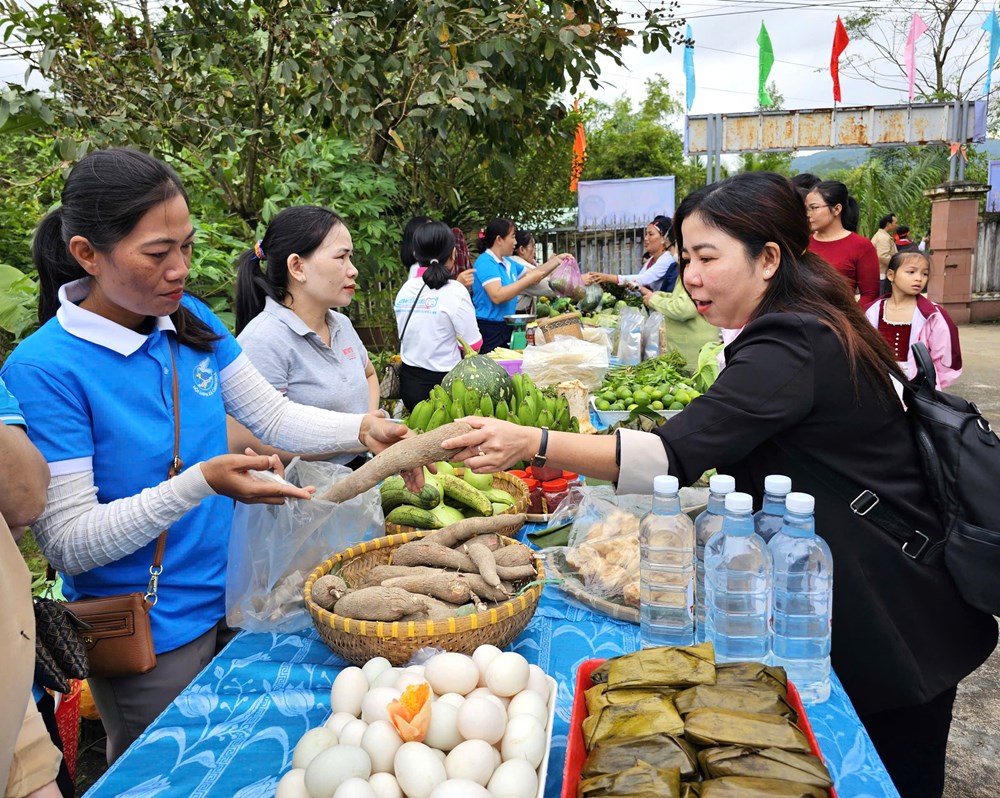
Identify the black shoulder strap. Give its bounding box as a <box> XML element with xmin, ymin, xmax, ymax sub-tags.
<box><xmin>399</xmin><ymin>283</ymin><xmax>426</xmax><ymax>345</ymax></box>
<box><xmin>773</xmin><ymin>440</ymin><xmax>941</xmax><ymax>563</ymax></box>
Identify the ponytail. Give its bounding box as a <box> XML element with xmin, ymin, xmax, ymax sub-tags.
<box><xmin>34</xmin><ymin>209</ymin><xmax>87</xmax><ymax>325</ymax></box>
<box><xmin>841</xmin><ymin>196</ymin><xmax>860</xmax><ymax>233</ymax></box>
<box><xmin>234</xmin><ymin>248</ymin><xmax>282</xmax><ymax>335</ymax></box>
<box><xmin>413</xmin><ymin>221</ymin><xmax>456</xmax><ymax>290</ymax></box>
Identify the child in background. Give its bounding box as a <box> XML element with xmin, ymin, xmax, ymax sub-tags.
<box><xmin>864</xmin><ymin>251</ymin><xmax>962</xmax><ymax>388</ymax></box>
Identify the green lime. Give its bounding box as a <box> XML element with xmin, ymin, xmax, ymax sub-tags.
<box><xmin>651</xmin><ymin>400</ymin><xmax>664</xmax><ymax>410</ymax></box>
<box><xmin>627</xmin><ymin>403</ymin><xmax>639</xmax><ymax>411</ymax></box>
<box><xmin>611</xmin><ymin>401</ymin><xmax>625</xmax><ymax>411</ymax></box>
<box><xmin>601</xmin><ymin>391</ymin><xmax>617</xmax><ymax>403</ymax></box>
<box><xmin>669</xmin><ymin>401</ymin><xmax>685</xmax><ymax>411</ymax></box>
<box><xmin>649</xmin><ymin>388</ymin><xmax>664</xmax><ymax>401</ymax></box>
<box><xmin>596</xmin><ymin>399</ymin><xmax>611</xmax><ymax>411</ymax></box>
<box><xmin>632</xmin><ymin>391</ymin><xmax>650</xmax><ymax>407</ymax></box>
<box><xmin>616</xmin><ymin>386</ymin><xmax>632</xmax><ymax>400</ymax></box>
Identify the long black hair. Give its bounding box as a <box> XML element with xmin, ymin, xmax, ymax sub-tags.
<box><xmin>400</xmin><ymin>215</ymin><xmax>430</xmax><ymax>270</ymax></box>
<box><xmin>673</xmin><ymin>172</ymin><xmax>901</xmax><ymax>392</ymax></box>
<box><xmin>33</xmin><ymin>148</ymin><xmax>218</xmax><ymax>351</ymax></box>
<box><xmin>479</xmin><ymin>217</ymin><xmax>515</xmax><ymax>253</ymax></box>
<box><xmin>413</xmin><ymin>221</ymin><xmax>455</xmax><ymax>291</ymax></box>
<box><xmin>811</xmin><ymin>180</ymin><xmax>860</xmax><ymax>233</ymax></box>
<box><xmin>234</xmin><ymin>206</ymin><xmax>344</xmax><ymax>334</ymax></box>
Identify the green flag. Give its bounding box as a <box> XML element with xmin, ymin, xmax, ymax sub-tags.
<box><xmin>757</xmin><ymin>22</ymin><xmax>774</xmax><ymax>107</ymax></box>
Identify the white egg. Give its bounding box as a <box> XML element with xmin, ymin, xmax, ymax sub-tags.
<box><xmin>331</xmin><ymin>667</ymin><xmax>369</xmax><ymax>717</ymax></box>
<box><xmin>404</xmin><ymin>664</ymin><xmax>426</xmax><ymax>676</ymax></box>
<box><xmin>457</xmin><ymin>695</ymin><xmax>506</xmax><ymax>745</ymax></box>
<box><xmin>506</xmin><ymin>690</ymin><xmax>548</xmax><ymax>727</ymax></box>
<box><xmin>436</xmin><ymin>692</ymin><xmax>465</xmax><ymax>709</ymax></box>
<box><xmin>424</xmin><ymin>652</ymin><xmax>480</xmax><ymax>696</ymax></box>
<box><xmin>275</xmin><ymin>768</ymin><xmax>310</xmax><ymax>798</ymax></box>
<box><xmin>486</xmin><ymin>759</ymin><xmax>538</xmax><ymax>798</ymax></box>
<box><xmin>525</xmin><ymin>665</ymin><xmax>549</xmax><ymax>699</ymax></box>
<box><xmin>466</xmin><ymin>687</ymin><xmax>508</xmax><ymax>711</ymax></box>
<box><xmin>373</xmin><ymin>667</ymin><xmax>403</xmax><ymax>688</ymax></box>
<box><xmin>361</xmin><ymin>657</ymin><xmax>393</xmax><ymax>687</ymax></box>
<box><xmin>333</xmin><ymin>777</ymin><xmax>377</xmax><ymax>798</ymax></box>
<box><xmin>360</xmin><ymin>720</ymin><xmax>403</xmax><ymax>773</ymax></box>
<box><xmin>484</xmin><ymin>653</ymin><xmax>530</xmax><ymax>698</ymax></box>
<box><xmin>433</xmin><ymin>748</ymin><xmax>447</xmax><ymax>764</ymax></box>
<box><xmin>500</xmin><ymin>715</ymin><xmax>546</xmax><ymax>769</ymax></box>
<box><xmin>361</xmin><ymin>686</ymin><xmax>401</xmax><ymax>724</ymax></box>
<box><xmin>444</xmin><ymin>739</ymin><xmax>497</xmax><ymax>786</ymax></box>
<box><xmin>393</xmin><ymin>742</ymin><xmax>447</xmax><ymax>798</ymax></box>
<box><xmin>304</xmin><ymin>744</ymin><xmax>372</xmax><ymax>798</ymax></box>
<box><xmin>423</xmin><ymin>700</ymin><xmax>463</xmax><ymax>752</ymax></box>
<box><xmin>340</xmin><ymin>718</ymin><xmax>369</xmax><ymax>748</ymax></box>
<box><xmin>368</xmin><ymin>772</ymin><xmax>403</xmax><ymax>798</ymax></box>
<box><xmin>395</xmin><ymin>670</ymin><xmax>434</xmax><ymax>696</ymax></box>
<box><xmin>428</xmin><ymin>779</ymin><xmax>492</xmax><ymax>798</ymax></box>
<box><xmin>292</xmin><ymin>727</ymin><xmax>339</xmax><ymax>770</ymax></box>
<box><xmin>325</xmin><ymin>711</ymin><xmax>358</xmax><ymax>736</ymax></box>
<box><xmin>472</xmin><ymin>645</ymin><xmax>503</xmax><ymax>684</ymax></box>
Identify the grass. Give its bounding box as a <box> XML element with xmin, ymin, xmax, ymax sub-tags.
<box><xmin>18</xmin><ymin>528</ymin><xmax>50</xmax><ymax>595</ymax></box>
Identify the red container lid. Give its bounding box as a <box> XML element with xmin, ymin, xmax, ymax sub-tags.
<box><xmin>562</xmin><ymin>471</ymin><xmax>579</xmax><ymax>481</ymax></box>
<box><xmin>542</xmin><ymin>478</ymin><xmax>569</xmax><ymax>492</ymax></box>
<box><xmin>522</xmin><ymin>477</ymin><xmax>541</xmax><ymax>490</ymax></box>
<box><xmin>508</xmin><ymin>469</ymin><xmax>528</xmax><ymax>480</ymax></box>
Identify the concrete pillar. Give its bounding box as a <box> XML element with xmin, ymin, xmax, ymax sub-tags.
<box><xmin>923</xmin><ymin>181</ymin><xmax>989</xmax><ymax>325</ymax></box>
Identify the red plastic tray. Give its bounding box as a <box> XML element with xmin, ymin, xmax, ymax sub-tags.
<box><xmin>561</xmin><ymin>658</ymin><xmax>838</xmax><ymax>798</ymax></box>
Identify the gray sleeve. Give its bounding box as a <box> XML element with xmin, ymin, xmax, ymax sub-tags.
<box><xmin>237</xmin><ymin>320</ymin><xmax>290</xmax><ymax>392</ymax></box>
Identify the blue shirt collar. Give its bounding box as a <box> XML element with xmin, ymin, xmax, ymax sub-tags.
<box><xmin>56</xmin><ymin>278</ymin><xmax>176</xmax><ymax>356</ymax></box>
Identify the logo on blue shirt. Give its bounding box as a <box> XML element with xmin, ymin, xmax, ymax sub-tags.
<box><xmin>193</xmin><ymin>357</ymin><xmax>219</xmax><ymax>396</ymax></box>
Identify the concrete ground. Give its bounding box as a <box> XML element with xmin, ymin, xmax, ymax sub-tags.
<box><xmin>943</xmin><ymin>322</ymin><xmax>1000</xmax><ymax>798</ymax></box>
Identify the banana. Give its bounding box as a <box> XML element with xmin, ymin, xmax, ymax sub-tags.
<box><xmin>495</xmin><ymin>400</ymin><xmax>510</xmax><ymax>421</ymax></box>
<box><xmin>426</xmin><ymin>406</ymin><xmax>448</xmax><ymax>431</ymax></box>
<box><xmin>517</xmin><ymin>403</ymin><xmax>535</xmax><ymax>427</ymax></box>
<box><xmin>408</xmin><ymin>399</ymin><xmax>434</xmax><ymax>431</ymax></box>
<box><xmin>452</xmin><ymin>379</ymin><xmax>467</xmax><ymax>407</ymax></box>
<box><xmin>463</xmin><ymin>386</ymin><xmax>479</xmax><ymax>416</ymax></box>
<box><xmin>480</xmin><ymin>394</ymin><xmax>494</xmax><ymax>417</ymax></box>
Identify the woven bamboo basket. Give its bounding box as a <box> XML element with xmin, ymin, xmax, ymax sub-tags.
<box><xmin>384</xmin><ymin>471</ymin><xmax>529</xmax><ymax>536</ymax></box>
<box><xmin>305</xmin><ymin>531</ymin><xmax>545</xmax><ymax>665</ymax></box>
<box><xmin>535</xmin><ymin>311</ymin><xmax>583</xmax><ymax>344</ymax></box>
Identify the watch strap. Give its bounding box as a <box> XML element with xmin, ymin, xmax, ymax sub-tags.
<box><xmin>531</xmin><ymin>427</ymin><xmax>549</xmax><ymax>468</ymax></box>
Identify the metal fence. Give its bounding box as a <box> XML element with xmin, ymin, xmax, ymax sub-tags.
<box><xmin>975</xmin><ymin>217</ymin><xmax>1000</xmax><ymax>296</ymax></box>
<box><xmin>533</xmin><ymin>218</ymin><xmax>652</xmax><ymax>277</ymax></box>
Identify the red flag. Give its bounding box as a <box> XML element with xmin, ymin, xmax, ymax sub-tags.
<box><xmin>831</xmin><ymin>16</ymin><xmax>849</xmax><ymax>102</ymax></box>
<box><xmin>570</xmin><ymin>99</ymin><xmax>586</xmax><ymax>192</ymax></box>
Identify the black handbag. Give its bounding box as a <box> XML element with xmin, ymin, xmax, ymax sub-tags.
<box><xmin>32</xmin><ymin>595</ymin><xmax>91</xmax><ymax>693</ymax></box>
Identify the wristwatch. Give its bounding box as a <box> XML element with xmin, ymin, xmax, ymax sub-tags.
<box><xmin>530</xmin><ymin>427</ymin><xmax>549</xmax><ymax>468</ymax></box>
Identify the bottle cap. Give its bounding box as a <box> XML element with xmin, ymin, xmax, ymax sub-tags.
<box><xmin>724</xmin><ymin>491</ymin><xmax>753</xmax><ymax>513</ymax></box>
<box><xmin>522</xmin><ymin>478</ymin><xmax>540</xmax><ymax>490</ymax></box>
<box><xmin>508</xmin><ymin>470</ymin><xmax>528</xmax><ymax>480</ymax></box>
<box><xmin>562</xmin><ymin>471</ymin><xmax>579</xmax><ymax>481</ymax></box>
<box><xmin>785</xmin><ymin>492</ymin><xmax>815</xmax><ymax>514</ymax></box>
<box><xmin>709</xmin><ymin>474</ymin><xmax>736</xmax><ymax>493</ymax></box>
<box><xmin>653</xmin><ymin>474</ymin><xmax>679</xmax><ymax>494</ymax></box>
<box><xmin>764</xmin><ymin>474</ymin><xmax>792</xmax><ymax>495</ymax></box>
<box><xmin>542</xmin><ymin>479</ymin><xmax>569</xmax><ymax>491</ymax></box>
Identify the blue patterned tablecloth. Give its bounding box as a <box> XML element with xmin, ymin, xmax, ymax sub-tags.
<box><xmin>84</xmin><ymin>583</ymin><xmax>899</xmax><ymax>798</ymax></box>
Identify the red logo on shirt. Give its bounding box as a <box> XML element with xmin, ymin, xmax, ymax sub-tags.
<box><xmin>342</xmin><ymin>347</ymin><xmax>357</xmax><ymax>360</ymax></box>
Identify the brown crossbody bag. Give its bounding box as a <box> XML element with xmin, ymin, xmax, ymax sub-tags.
<box><xmin>47</xmin><ymin>345</ymin><xmax>183</xmax><ymax>679</ymax></box>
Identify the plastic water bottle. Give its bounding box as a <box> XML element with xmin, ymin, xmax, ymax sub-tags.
<box><xmin>695</xmin><ymin>474</ymin><xmax>736</xmax><ymax>643</ymax></box>
<box><xmin>640</xmin><ymin>475</ymin><xmax>697</xmax><ymax>648</ymax></box>
<box><xmin>754</xmin><ymin>475</ymin><xmax>793</xmax><ymax>543</ymax></box>
<box><xmin>704</xmin><ymin>492</ymin><xmax>772</xmax><ymax>663</ymax></box>
<box><xmin>769</xmin><ymin>492</ymin><xmax>833</xmax><ymax>703</ymax></box>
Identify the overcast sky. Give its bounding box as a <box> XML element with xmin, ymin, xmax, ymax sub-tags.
<box><xmin>588</xmin><ymin>0</ymin><xmax>995</xmax><ymax>122</ymax></box>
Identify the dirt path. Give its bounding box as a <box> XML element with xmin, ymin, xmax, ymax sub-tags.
<box><xmin>944</xmin><ymin>323</ymin><xmax>1000</xmax><ymax>798</ymax></box>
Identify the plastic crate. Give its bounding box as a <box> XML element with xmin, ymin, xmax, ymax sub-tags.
<box><xmin>562</xmin><ymin>658</ymin><xmax>838</xmax><ymax>798</ymax></box>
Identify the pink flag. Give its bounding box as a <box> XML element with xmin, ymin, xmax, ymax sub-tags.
<box><xmin>904</xmin><ymin>13</ymin><xmax>928</xmax><ymax>101</ymax></box>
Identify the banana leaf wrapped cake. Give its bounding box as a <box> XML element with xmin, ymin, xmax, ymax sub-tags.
<box><xmin>573</xmin><ymin>644</ymin><xmax>833</xmax><ymax>798</ymax></box>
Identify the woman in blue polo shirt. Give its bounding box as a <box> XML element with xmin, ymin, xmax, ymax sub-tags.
<box><xmin>0</xmin><ymin>148</ymin><xmax>408</xmax><ymax>764</ymax></box>
<box><xmin>472</xmin><ymin>217</ymin><xmax>570</xmax><ymax>353</ymax></box>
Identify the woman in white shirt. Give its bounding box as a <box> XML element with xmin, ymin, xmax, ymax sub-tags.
<box><xmin>584</xmin><ymin>215</ymin><xmax>677</xmax><ymax>292</ymax></box>
<box><xmin>394</xmin><ymin>221</ymin><xmax>483</xmax><ymax>411</ymax></box>
<box><xmin>511</xmin><ymin>228</ymin><xmax>561</xmax><ymax>314</ymax></box>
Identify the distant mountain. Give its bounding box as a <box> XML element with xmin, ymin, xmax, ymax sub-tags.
<box><xmin>791</xmin><ymin>140</ymin><xmax>1000</xmax><ymax>177</ymax></box>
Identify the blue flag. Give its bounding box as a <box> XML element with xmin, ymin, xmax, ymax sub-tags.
<box><xmin>684</xmin><ymin>24</ymin><xmax>696</xmax><ymax>112</ymax></box>
<box><xmin>983</xmin><ymin>10</ymin><xmax>1000</xmax><ymax>98</ymax></box>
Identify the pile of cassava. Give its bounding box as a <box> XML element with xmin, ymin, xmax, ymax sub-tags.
<box><xmin>310</xmin><ymin>514</ymin><xmax>537</xmax><ymax>622</ymax></box>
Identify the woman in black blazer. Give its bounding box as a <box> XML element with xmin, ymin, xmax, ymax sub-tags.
<box><xmin>442</xmin><ymin>172</ymin><xmax>997</xmax><ymax>798</ymax></box>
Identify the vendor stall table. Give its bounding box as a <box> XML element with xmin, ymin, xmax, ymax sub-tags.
<box><xmin>83</xmin><ymin>588</ymin><xmax>899</xmax><ymax>798</ymax></box>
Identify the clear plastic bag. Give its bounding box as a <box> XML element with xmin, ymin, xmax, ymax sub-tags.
<box><xmin>521</xmin><ymin>337</ymin><xmax>609</xmax><ymax>389</ymax></box>
<box><xmin>613</xmin><ymin>307</ymin><xmax>645</xmax><ymax>366</ymax></box>
<box><xmin>548</xmin><ymin>256</ymin><xmax>585</xmax><ymax>301</ymax></box>
<box><xmin>641</xmin><ymin>311</ymin><xmax>666</xmax><ymax>361</ymax></box>
<box><xmin>226</xmin><ymin>459</ymin><xmax>384</xmax><ymax>632</ymax></box>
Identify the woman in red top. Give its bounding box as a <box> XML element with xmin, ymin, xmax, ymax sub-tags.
<box><xmin>805</xmin><ymin>181</ymin><xmax>881</xmax><ymax>308</ymax></box>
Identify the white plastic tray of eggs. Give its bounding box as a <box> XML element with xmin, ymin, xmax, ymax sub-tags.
<box><xmin>277</xmin><ymin>645</ymin><xmax>557</xmax><ymax>798</ymax></box>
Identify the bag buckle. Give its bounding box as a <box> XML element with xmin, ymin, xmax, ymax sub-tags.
<box><xmin>850</xmin><ymin>490</ymin><xmax>879</xmax><ymax>516</ymax></box>
<box><xmin>902</xmin><ymin>530</ymin><xmax>930</xmax><ymax>560</ymax></box>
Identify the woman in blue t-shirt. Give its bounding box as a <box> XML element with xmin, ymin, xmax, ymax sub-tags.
<box><xmin>0</xmin><ymin>149</ymin><xmax>408</xmax><ymax>764</ymax></box>
<box><xmin>471</xmin><ymin>217</ymin><xmax>570</xmax><ymax>353</ymax></box>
